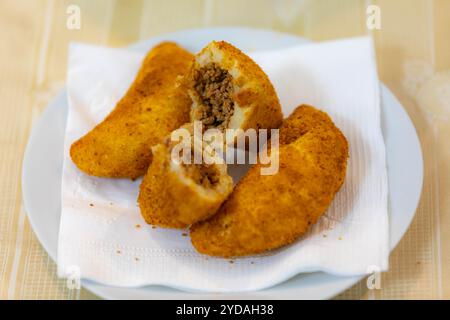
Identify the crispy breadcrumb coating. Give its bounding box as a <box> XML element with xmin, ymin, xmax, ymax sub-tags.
<box><xmin>138</xmin><ymin>125</ymin><xmax>233</xmax><ymax>228</ymax></box>
<box><xmin>70</xmin><ymin>42</ymin><xmax>193</xmax><ymax>179</ymax></box>
<box><xmin>184</xmin><ymin>41</ymin><xmax>283</xmax><ymax>138</ymax></box>
<box><xmin>190</xmin><ymin>105</ymin><xmax>349</xmax><ymax>257</ymax></box>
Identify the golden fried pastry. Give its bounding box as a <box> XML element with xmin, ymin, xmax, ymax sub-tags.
<box><xmin>70</xmin><ymin>42</ymin><xmax>193</xmax><ymax>179</ymax></box>
<box><xmin>183</xmin><ymin>41</ymin><xmax>283</xmax><ymax>138</ymax></box>
<box><xmin>138</xmin><ymin>125</ymin><xmax>233</xmax><ymax>228</ymax></box>
<box><xmin>190</xmin><ymin>105</ymin><xmax>349</xmax><ymax>257</ymax></box>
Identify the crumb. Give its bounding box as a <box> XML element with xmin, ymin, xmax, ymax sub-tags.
<box><xmin>134</xmin><ymin>257</ymin><xmax>140</xmax><ymax>261</ymax></box>
<box><xmin>417</xmin><ymin>261</ymin><xmax>421</xmax><ymax>265</ymax></box>
<box><xmin>250</xmin><ymin>261</ymin><xmax>255</xmax><ymax>265</ymax></box>
<box><xmin>89</xmin><ymin>203</ymin><xmax>94</xmax><ymax>207</ymax></box>
<box><xmin>116</xmin><ymin>250</ymin><xmax>121</xmax><ymax>254</ymax></box>
<box><xmin>182</xmin><ymin>233</ymin><xmax>188</xmax><ymax>237</ymax></box>
<box><xmin>323</xmin><ymin>234</ymin><xmax>327</xmax><ymax>238</ymax></box>
<box><xmin>229</xmin><ymin>260</ymin><xmax>234</xmax><ymax>264</ymax></box>
<box><xmin>152</xmin><ymin>225</ymin><xmax>156</xmax><ymax>229</ymax></box>
<box><xmin>135</xmin><ymin>224</ymin><xmax>141</xmax><ymax>229</ymax></box>
<box><xmin>110</xmin><ymin>202</ymin><xmax>113</xmax><ymax>206</ymax></box>
<box><xmin>338</xmin><ymin>236</ymin><xmax>343</xmax><ymax>240</ymax></box>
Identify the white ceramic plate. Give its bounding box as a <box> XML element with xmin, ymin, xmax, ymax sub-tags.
<box><xmin>22</xmin><ymin>27</ymin><xmax>423</xmax><ymax>299</ymax></box>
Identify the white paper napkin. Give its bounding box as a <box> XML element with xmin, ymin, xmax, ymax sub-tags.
<box><xmin>58</xmin><ymin>37</ymin><xmax>389</xmax><ymax>292</ymax></box>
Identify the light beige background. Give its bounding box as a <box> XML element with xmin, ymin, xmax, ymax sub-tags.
<box><xmin>0</xmin><ymin>0</ymin><xmax>448</xmax><ymax>300</ymax></box>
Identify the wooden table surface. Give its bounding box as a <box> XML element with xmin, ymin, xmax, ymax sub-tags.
<box><xmin>1</xmin><ymin>0</ymin><xmax>449</xmax><ymax>300</ymax></box>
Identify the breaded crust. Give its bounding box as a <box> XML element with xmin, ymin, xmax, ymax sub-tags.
<box><xmin>138</xmin><ymin>135</ymin><xmax>233</xmax><ymax>229</ymax></box>
<box><xmin>190</xmin><ymin>105</ymin><xmax>349</xmax><ymax>257</ymax></box>
<box><xmin>185</xmin><ymin>41</ymin><xmax>283</xmax><ymax>135</ymax></box>
<box><xmin>70</xmin><ymin>42</ymin><xmax>193</xmax><ymax>179</ymax></box>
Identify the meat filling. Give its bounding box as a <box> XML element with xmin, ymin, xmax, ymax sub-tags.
<box><xmin>183</xmin><ymin>164</ymin><xmax>220</xmax><ymax>189</ymax></box>
<box><xmin>194</xmin><ymin>62</ymin><xmax>235</xmax><ymax>130</ymax></box>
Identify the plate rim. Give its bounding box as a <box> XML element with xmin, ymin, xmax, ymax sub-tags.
<box><xmin>21</xmin><ymin>27</ymin><xmax>423</xmax><ymax>299</ymax></box>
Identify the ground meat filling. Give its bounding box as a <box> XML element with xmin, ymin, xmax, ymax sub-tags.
<box><xmin>194</xmin><ymin>62</ymin><xmax>235</xmax><ymax>130</ymax></box>
<box><xmin>183</xmin><ymin>164</ymin><xmax>220</xmax><ymax>189</ymax></box>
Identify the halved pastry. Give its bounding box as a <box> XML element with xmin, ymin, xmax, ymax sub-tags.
<box><xmin>70</xmin><ymin>42</ymin><xmax>193</xmax><ymax>179</ymax></box>
<box><xmin>183</xmin><ymin>41</ymin><xmax>283</xmax><ymax>140</ymax></box>
<box><xmin>190</xmin><ymin>105</ymin><xmax>349</xmax><ymax>257</ymax></box>
<box><xmin>138</xmin><ymin>125</ymin><xmax>233</xmax><ymax>228</ymax></box>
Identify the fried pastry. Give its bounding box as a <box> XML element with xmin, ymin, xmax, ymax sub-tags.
<box><xmin>138</xmin><ymin>125</ymin><xmax>233</xmax><ymax>228</ymax></box>
<box><xmin>190</xmin><ymin>105</ymin><xmax>349</xmax><ymax>257</ymax></box>
<box><xmin>70</xmin><ymin>42</ymin><xmax>193</xmax><ymax>179</ymax></box>
<box><xmin>183</xmin><ymin>41</ymin><xmax>283</xmax><ymax>139</ymax></box>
